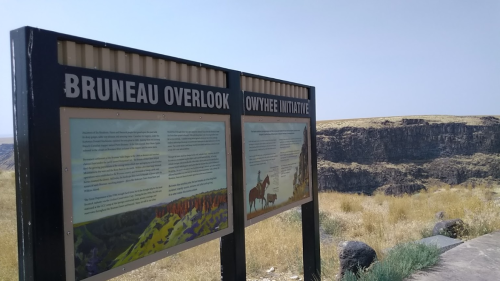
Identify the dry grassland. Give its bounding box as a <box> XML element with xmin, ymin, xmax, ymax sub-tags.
<box><xmin>0</xmin><ymin>171</ymin><xmax>17</xmax><ymax>281</ymax></box>
<box><xmin>0</xmin><ymin>170</ymin><xmax>499</xmax><ymax>281</ymax></box>
<box><xmin>0</xmin><ymin>137</ymin><xmax>13</xmax><ymax>144</ymax></box>
<box><xmin>317</xmin><ymin>115</ymin><xmax>500</xmax><ymax>129</ymax></box>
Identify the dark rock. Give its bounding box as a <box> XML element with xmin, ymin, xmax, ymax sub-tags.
<box><xmin>481</xmin><ymin>116</ymin><xmax>500</xmax><ymax>125</ymax></box>
<box><xmin>401</xmin><ymin>119</ymin><xmax>429</xmax><ymax>126</ymax></box>
<box><xmin>425</xmin><ymin>156</ymin><xmax>500</xmax><ymax>185</ymax></box>
<box><xmin>384</xmin><ymin>183</ymin><xmax>426</xmax><ymax>196</ymax></box>
<box><xmin>338</xmin><ymin>241</ymin><xmax>377</xmax><ymax>277</ymax></box>
<box><xmin>381</xmin><ymin>120</ymin><xmax>393</xmax><ymax>126</ymax></box>
<box><xmin>435</xmin><ymin>211</ymin><xmax>445</xmax><ymax>220</ymax></box>
<box><xmin>0</xmin><ymin>144</ymin><xmax>14</xmax><ymax>170</ymax></box>
<box><xmin>317</xmin><ymin>121</ymin><xmax>500</xmax><ymax>165</ymax></box>
<box><xmin>317</xmin><ymin>117</ymin><xmax>500</xmax><ymax>193</ymax></box>
<box><xmin>318</xmin><ymin>161</ymin><xmax>423</xmax><ymax>194</ymax></box>
<box><xmin>432</xmin><ymin>219</ymin><xmax>467</xmax><ymax>238</ymax></box>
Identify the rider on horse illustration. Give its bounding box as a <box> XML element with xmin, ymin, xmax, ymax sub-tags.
<box><xmin>257</xmin><ymin>170</ymin><xmax>262</xmax><ymax>193</ymax></box>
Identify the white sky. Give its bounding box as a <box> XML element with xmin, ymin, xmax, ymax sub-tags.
<box><xmin>1</xmin><ymin>0</ymin><xmax>499</xmax><ymax>137</ymax></box>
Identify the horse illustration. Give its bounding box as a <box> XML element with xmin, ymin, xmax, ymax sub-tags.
<box><xmin>249</xmin><ymin>175</ymin><xmax>270</xmax><ymax>213</ymax></box>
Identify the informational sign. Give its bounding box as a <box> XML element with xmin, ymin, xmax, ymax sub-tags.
<box><xmin>60</xmin><ymin>108</ymin><xmax>233</xmax><ymax>281</ymax></box>
<box><xmin>243</xmin><ymin>116</ymin><xmax>312</xmax><ymax>225</ymax></box>
<box><xmin>11</xmin><ymin>27</ymin><xmax>319</xmax><ymax>281</ymax></box>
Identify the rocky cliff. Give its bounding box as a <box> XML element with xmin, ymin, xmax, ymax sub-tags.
<box><xmin>0</xmin><ymin>144</ymin><xmax>14</xmax><ymax>170</ymax></box>
<box><xmin>317</xmin><ymin>116</ymin><xmax>500</xmax><ymax>194</ymax></box>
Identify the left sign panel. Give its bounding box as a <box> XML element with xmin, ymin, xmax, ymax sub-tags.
<box><xmin>60</xmin><ymin>108</ymin><xmax>233</xmax><ymax>281</ymax></box>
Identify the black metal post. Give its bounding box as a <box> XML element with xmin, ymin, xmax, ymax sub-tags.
<box><xmin>11</xmin><ymin>26</ymin><xmax>36</xmax><ymax>281</ymax></box>
<box><xmin>301</xmin><ymin>87</ymin><xmax>321</xmax><ymax>280</ymax></box>
<box><xmin>11</xmin><ymin>26</ymin><xmax>67</xmax><ymax>281</ymax></box>
<box><xmin>220</xmin><ymin>70</ymin><xmax>246</xmax><ymax>280</ymax></box>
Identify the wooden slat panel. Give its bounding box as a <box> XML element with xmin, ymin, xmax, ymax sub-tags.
<box><xmin>216</xmin><ymin>71</ymin><xmax>224</xmax><ymax>87</ymax></box>
<box><xmin>241</xmin><ymin>76</ymin><xmax>246</xmax><ymax>91</ymax></box>
<box><xmin>253</xmin><ymin>78</ymin><xmax>259</xmax><ymax>92</ymax></box>
<box><xmin>109</xmin><ymin>50</ymin><xmax>116</xmax><ymax>72</ymax></box>
<box><xmin>237</xmin><ymin>74</ymin><xmax>308</xmax><ymax>99</ymax></box>
<box><xmin>145</xmin><ymin>56</ymin><xmax>154</xmax><ymax>77</ymax></box>
<box><xmin>99</xmin><ymin>48</ymin><xmax>111</xmax><ymax>71</ymax></box>
<box><xmin>83</xmin><ymin>44</ymin><xmax>93</xmax><ymax>69</ymax></box>
<box><xmin>93</xmin><ymin>47</ymin><xmax>99</xmax><ymax>69</ymax></box>
<box><xmin>75</xmin><ymin>43</ymin><xmax>83</xmax><ymax>67</ymax></box>
<box><xmin>200</xmin><ymin>67</ymin><xmax>207</xmax><ymax>85</ymax></box>
<box><xmin>115</xmin><ymin>51</ymin><xmax>126</xmax><ymax>73</ymax></box>
<box><xmin>246</xmin><ymin>77</ymin><xmax>253</xmax><ymax>92</ymax></box>
<box><xmin>190</xmin><ymin>66</ymin><xmax>199</xmax><ymax>84</ymax></box>
<box><xmin>130</xmin><ymin>54</ymin><xmax>141</xmax><ymax>75</ymax></box>
<box><xmin>180</xmin><ymin>63</ymin><xmax>188</xmax><ymax>82</ymax></box>
<box><xmin>57</xmin><ymin>41</ymin><xmax>63</xmax><ymax>64</ymax></box>
<box><xmin>208</xmin><ymin>69</ymin><xmax>216</xmax><ymax>87</ymax></box>
<box><xmin>62</xmin><ymin>41</ymin><xmax>76</xmax><ymax>66</ymax></box>
<box><xmin>169</xmin><ymin>61</ymin><xmax>178</xmax><ymax>81</ymax></box>
<box><xmin>58</xmin><ymin>41</ymin><xmax>229</xmax><ymax>87</ymax></box>
<box><xmin>157</xmin><ymin>59</ymin><xmax>166</xmax><ymax>79</ymax></box>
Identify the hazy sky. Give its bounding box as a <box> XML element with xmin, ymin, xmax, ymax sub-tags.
<box><xmin>1</xmin><ymin>0</ymin><xmax>499</xmax><ymax>137</ymax></box>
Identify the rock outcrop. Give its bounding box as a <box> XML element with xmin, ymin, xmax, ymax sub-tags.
<box><xmin>318</xmin><ymin>116</ymin><xmax>500</xmax><ymax>194</ymax></box>
<box><xmin>338</xmin><ymin>241</ymin><xmax>377</xmax><ymax>277</ymax></box>
<box><xmin>433</xmin><ymin>219</ymin><xmax>467</xmax><ymax>238</ymax></box>
<box><xmin>0</xmin><ymin>144</ymin><xmax>14</xmax><ymax>170</ymax></box>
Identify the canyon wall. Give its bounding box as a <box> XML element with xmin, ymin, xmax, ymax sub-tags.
<box><xmin>317</xmin><ymin>116</ymin><xmax>500</xmax><ymax>194</ymax></box>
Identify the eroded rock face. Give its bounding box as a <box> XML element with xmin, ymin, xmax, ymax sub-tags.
<box><xmin>317</xmin><ymin>120</ymin><xmax>500</xmax><ymax>164</ymax></box>
<box><xmin>317</xmin><ymin>116</ymin><xmax>500</xmax><ymax>193</ymax></box>
<box><xmin>0</xmin><ymin>144</ymin><xmax>14</xmax><ymax>170</ymax></box>
<box><xmin>383</xmin><ymin>183</ymin><xmax>426</xmax><ymax>196</ymax></box>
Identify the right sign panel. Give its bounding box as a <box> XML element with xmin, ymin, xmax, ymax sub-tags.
<box><xmin>243</xmin><ymin>116</ymin><xmax>312</xmax><ymax>225</ymax></box>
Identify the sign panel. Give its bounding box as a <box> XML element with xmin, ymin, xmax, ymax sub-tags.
<box><xmin>243</xmin><ymin>116</ymin><xmax>312</xmax><ymax>225</ymax></box>
<box><xmin>60</xmin><ymin>108</ymin><xmax>233</xmax><ymax>281</ymax></box>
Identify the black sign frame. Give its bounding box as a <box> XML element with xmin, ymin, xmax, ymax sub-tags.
<box><xmin>10</xmin><ymin>26</ymin><xmax>320</xmax><ymax>281</ymax></box>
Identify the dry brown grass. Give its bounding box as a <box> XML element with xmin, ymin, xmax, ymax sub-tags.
<box><xmin>338</xmin><ymin>193</ymin><xmax>364</xmax><ymax>213</ymax></box>
<box><xmin>317</xmin><ymin>115</ymin><xmax>500</xmax><ymax>129</ymax></box>
<box><xmin>319</xmin><ymin>186</ymin><xmax>500</xmax><ymax>267</ymax></box>
<box><xmin>1</xmin><ymin>174</ymin><xmax>499</xmax><ymax>281</ymax></box>
<box><xmin>0</xmin><ymin>171</ymin><xmax>17</xmax><ymax>281</ymax></box>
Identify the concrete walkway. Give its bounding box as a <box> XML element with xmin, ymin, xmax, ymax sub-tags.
<box><xmin>407</xmin><ymin>231</ymin><xmax>500</xmax><ymax>281</ymax></box>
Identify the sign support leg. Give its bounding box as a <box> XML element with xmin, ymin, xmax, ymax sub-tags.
<box><xmin>220</xmin><ymin>71</ymin><xmax>247</xmax><ymax>280</ymax></box>
<box><xmin>301</xmin><ymin>89</ymin><xmax>321</xmax><ymax>281</ymax></box>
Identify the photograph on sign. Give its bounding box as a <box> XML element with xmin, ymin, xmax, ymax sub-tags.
<box><xmin>60</xmin><ymin>108</ymin><xmax>232</xmax><ymax>281</ymax></box>
<box><xmin>243</xmin><ymin>116</ymin><xmax>312</xmax><ymax>225</ymax></box>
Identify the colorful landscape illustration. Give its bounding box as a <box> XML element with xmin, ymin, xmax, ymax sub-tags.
<box><xmin>73</xmin><ymin>189</ymin><xmax>228</xmax><ymax>281</ymax></box>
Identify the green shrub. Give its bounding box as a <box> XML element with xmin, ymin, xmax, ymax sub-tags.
<box><xmin>319</xmin><ymin>211</ymin><xmax>343</xmax><ymax>236</ymax></box>
<box><xmin>342</xmin><ymin>242</ymin><xmax>440</xmax><ymax>281</ymax></box>
<box><xmin>278</xmin><ymin>209</ymin><xmax>302</xmax><ymax>224</ymax></box>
